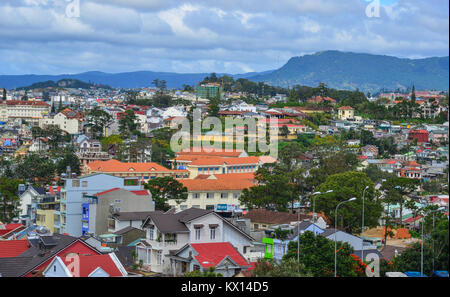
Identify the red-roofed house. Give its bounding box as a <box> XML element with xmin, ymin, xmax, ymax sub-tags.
<box><xmin>81</xmin><ymin>188</ymin><xmax>154</xmax><ymax>236</ymax></box>
<box><xmin>408</xmin><ymin>129</ymin><xmax>429</xmax><ymax>143</ymax></box>
<box><xmin>169</xmin><ymin>242</ymin><xmax>251</xmax><ymax>276</ymax></box>
<box><xmin>87</xmin><ymin>159</ymin><xmax>189</xmax><ymax>180</ymax></box>
<box><xmin>338</xmin><ymin>106</ymin><xmax>355</xmax><ymax>120</ymax></box>
<box><xmin>0</xmin><ymin>223</ymin><xmax>25</xmax><ymax>239</ymax></box>
<box><xmin>0</xmin><ymin>240</ymin><xmax>30</xmax><ymax>258</ymax></box>
<box><xmin>42</xmin><ymin>253</ymin><xmax>127</xmax><ymax>277</ymax></box>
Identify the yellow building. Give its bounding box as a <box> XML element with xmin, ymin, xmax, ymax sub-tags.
<box><xmin>168</xmin><ymin>173</ymin><xmax>256</xmax><ymax>210</ymax></box>
<box><xmin>337</xmin><ymin>106</ymin><xmax>355</xmax><ymax>120</ymax></box>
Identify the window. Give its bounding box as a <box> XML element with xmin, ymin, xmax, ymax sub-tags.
<box><xmin>180</xmin><ymin>205</ymin><xmax>187</xmax><ymax>210</ymax></box>
<box><xmin>206</xmin><ymin>193</ymin><xmax>214</xmax><ymax>199</ymax></box>
<box><xmin>195</xmin><ymin>229</ymin><xmax>201</xmax><ymax>240</ymax></box>
<box><xmin>206</xmin><ymin>205</ymin><xmax>214</xmax><ymax>211</ymax></box>
<box><xmin>148</xmin><ymin>226</ymin><xmax>154</xmax><ymax>240</ymax></box>
<box><xmin>81</xmin><ymin>181</ymin><xmax>88</xmax><ymax>187</ymax></box>
<box><xmin>210</xmin><ymin>228</ymin><xmax>216</xmax><ymax>240</ymax></box>
<box><xmin>157</xmin><ymin>251</ymin><xmax>162</xmax><ymax>265</ymax></box>
<box><xmin>254</xmin><ymin>224</ymin><xmax>259</xmax><ymax>230</ymax></box>
<box><xmin>124</xmin><ymin>179</ymin><xmax>138</xmax><ymax>186</ymax></box>
<box><xmin>72</xmin><ymin>180</ymin><xmax>80</xmax><ymax>187</ymax></box>
<box><xmin>193</xmin><ymin>193</ymin><xmax>200</xmax><ymax>199</ymax></box>
<box><xmin>192</xmin><ymin>205</ymin><xmax>200</xmax><ymax>209</ymax></box>
<box><xmin>233</xmin><ymin>193</ymin><xmax>240</xmax><ymax>199</ymax></box>
<box><xmin>221</xmin><ymin>193</ymin><xmax>228</xmax><ymax>199</ymax></box>
<box><xmin>114</xmin><ymin>199</ymin><xmax>122</xmax><ymax>203</ymax></box>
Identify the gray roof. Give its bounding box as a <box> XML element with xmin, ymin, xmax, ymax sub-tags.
<box><xmin>11</xmin><ymin>234</ymin><xmax>93</xmax><ymax>276</ymax></box>
<box><xmin>113</xmin><ymin>211</ymin><xmax>161</xmax><ymax>222</ymax></box>
<box><xmin>142</xmin><ymin>208</ymin><xmax>211</xmax><ymax>234</ymax></box>
<box><xmin>113</xmin><ymin>226</ymin><xmax>141</xmax><ymax>235</ymax></box>
<box><xmin>0</xmin><ymin>257</ymin><xmax>34</xmax><ymax>277</ymax></box>
<box><xmin>30</xmin><ymin>186</ymin><xmax>46</xmax><ymax>195</ymax></box>
<box><xmin>114</xmin><ymin>246</ymin><xmax>135</xmax><ymax>268</ymax></box>
<box><xmin>146</xmin><ymin>212</ymin><xmax>190</xmax><ymax>233</ymax></box>
<box><xmin>320</xmin><ymin>228</ymin><xmax>338</xmax><ymax>237</ymax></box>
<box><xmin>176</xmin><ymin>208</ymin><xmax>212</xmax><ymax>223</ymax></box>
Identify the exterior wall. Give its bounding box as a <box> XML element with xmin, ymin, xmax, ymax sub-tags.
<box><xmin>60</xmin><ymin>174</ymin><xmax>142</xmax><ymax>237</ymax></box>
<box><xmin>36</xmin><ymin>209</ymin><xmax>55</xmax><ymax>233</ymax></box>
<box><xmin>40</xmin><ymin>113</ymin><xmax>81</xmax><ymax>134</ymax></box>
<box><xmin>114</xmin><ymin>219</ymin><xmax>144</xmax><ymax>232</ymax></box>
<box><xmin>44</xmin><ymin>258</ymin><xmax>70</xmax><ymax>277</ymax></box>
<box><xmin>19</xmin><ymin>190</ymin><xmax>34</xmax><ymax>218</ymax></box>
<box><xmin>325</xmin><ymin>231</ymin><xmax>376</xmax><ymax>251</ymax></box>
<box><xmin>187</xmin><ymin>164</ymin><xmax>257</xmax><ymax>179</ymax></box>
<box><xmin>24</xmin><ymin>241</ymin><xmax>101</xmax><ymax>277</ymax></box>
<box><xmin>168</xmin><ymin>190</ymin><xmax>242</xmax><ymax>210</ymax></box>
<box><xmin>88</xmin><ymin>189</ymin><xmax>154</xmax><ymax>235</ymax></box>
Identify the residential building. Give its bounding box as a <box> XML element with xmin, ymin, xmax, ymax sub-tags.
<box><xmin>0</xmin><ymin>233</ymin><xmax>102</xmax><ymax>277</ymax></box>
<box><xmin>86</xmin><ymin>159</ymin><xmax>189</xmax><ymax>180</ymax></box>
<box><xmin>39</xmin><ymin>108</ymin><xmax>84</xmax><ymax>134</ymax></box>
<box><xmin>0</xmin><ymin>100</ymin><xmax>51</xmax><ymax>124</ymax></box>
<box><xmin>59</xmin><ymin>173</ymin><xmax>143</xmax><ymax>237</ymax></box>
<box><xmin>77</xmin><ymin>137</ymin><xmax>111</xmax><ymax>172</ymax></box>
<box><xmin>408</xmin><ymin>129</ymin><xmax>429</xmax><ymax>143</ymax></box>
<box><xmin>362</xmin><ymin>145</ymin><xmax>379</xmax><ymax>158</ymax></box>
<box><xmin>337</xmin><ymin>106</ymin><xmax>355</xmax><ymax>121</ymax></box>
<box><xmin>81</xmin><ymin>188</ymin><xmax>154</xmax><ymax>236</ymax></box>
<box><xmin>18</xmin><ymin>185</ymin><xmax>46</xmax><ymax>226</ymax></box>
<box><xmin>136</xmin><ymin>208</ymin><xmax>253</xmax><ymax>274</ymax></box>
<box><xmin>196</xmin><ymin>83</ymin><xmax>222</xmax><ymax>99</ymax></box>
<box><xmin>110</xmin><ymin>211</ymin><xmax>159</xmax><ymax>233</ymax></box>
<box><xmin>170</xmin><ymin>173</ymin><xmax>257</xmax><ymax>210</ymax></box>
<box><xmin>42</xmin><ymin>253</ymin><xmax>128</xmax><ymax>277</ymax></box>
<box><xmin>168</xmin><ymin>242</ymin><xmax>252</xmax><ymax>276</ymax></box>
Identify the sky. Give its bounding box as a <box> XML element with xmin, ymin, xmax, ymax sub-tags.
<box><xmin>0</xmin><ymin>0</ymin><xmax>448</xmax><ymax>75</ymax></box>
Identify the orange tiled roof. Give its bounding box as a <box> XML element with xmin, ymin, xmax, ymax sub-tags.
<box><xmin>88</xmin><ymin>159</ymin><xmax>171</xmax><ymax>173</ymax></box>
<box><xmin>338</xmin><ymin>106</ymin><xmax>354</xmax><ymax>110</ymax></box>
<box><xmin>179</xmin><ymin>173</ymin><xmax>256</xmax><ymax>191</ymax></box>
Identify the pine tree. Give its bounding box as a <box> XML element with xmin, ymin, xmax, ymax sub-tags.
<box><xmin>411</xmin><ymin>85</ymin><xmax>416</xmax><ymax>104</ymax></box>
<box><xmin>2</xmin><ymin>88</ymin><xmax>6</xmax><ymax>101</ymax></box>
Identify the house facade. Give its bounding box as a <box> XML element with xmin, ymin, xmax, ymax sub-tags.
<box><xmin>81</xmin><ymin>188</ymin><xmax>154</xmax><ymax>236</ymax></box>
<box><xmin>136</xmin><ymin>208</ymin><xmax>253</xmax><ymax>274</ymax></box>
<box><xmin>59</xmin><ymin>173</ymin><xmax>143</xmax><ymax>237</ymax></box>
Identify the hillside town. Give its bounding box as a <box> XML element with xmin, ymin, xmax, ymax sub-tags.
<box><xmin>0</xmin><ymin>77</ymin><xmax>448</xmax><ymax>278</ymax></box>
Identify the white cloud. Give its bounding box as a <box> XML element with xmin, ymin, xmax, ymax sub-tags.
<box><xmin>0</xmin><ymin>0</ymin><xmax>447</xmax><ymax>75</ymax></box>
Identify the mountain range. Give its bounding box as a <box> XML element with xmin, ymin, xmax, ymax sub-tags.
<box><xmin>0</xmin><ymin>51</ymin><xmax>448</xmax><ymax>92</ymax></box>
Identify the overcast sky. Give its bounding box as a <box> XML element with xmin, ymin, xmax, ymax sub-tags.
<box><xmin>0</xmin><ymin>0</ymin><xmax>448</xmax><ymax>75</ymax></box>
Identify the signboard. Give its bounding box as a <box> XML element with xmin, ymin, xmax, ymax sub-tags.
<box><xmin>214</xmin><ymin>204</ymin><xmax>241</xmax><ymax>213</ymax></box>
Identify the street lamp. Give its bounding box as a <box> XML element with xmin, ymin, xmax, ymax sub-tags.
<box><xmin>361</xmin><ymin>185</ymin><xmax>369</xmax><ymax>264</ymax></box>
<box><xmin>335</xmin><ymin>197</ymin><xmax>356</xmax><ymax>277</ymax></box>
<box><xmin>312</xmin><ymin>190</ymin><xmax>333</xmax><ymax>236</ymax></box>
<box><xmin>429</xmin><ymin>206</ymin><xmax>445</xmax><ymax>273</ymax></box>
<box><xmin>296</xmin><ymin>190</ymin><xmax>333</xmax><ymax>264</ymax></box>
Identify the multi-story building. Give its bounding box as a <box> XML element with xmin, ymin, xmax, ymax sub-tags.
<box><xmin>39</xmin><ymin>108</ymin><xmax>84</xmax><ymax>134</ymax></box>
<box><xmin>77</xmin><ymin>137</ymin><xmax>111</xmax><ymax>173</ymax></box>
<box><xmin>136</xmin><ymin>208</ymin><xmax>253</xmax><ymax>274</ymax></box>
<box><xmin>59</xmin><ymin>173</ymin><xmax>143</xmax><ymax>237</ymax></box>
<box><xmin>0</xmin><ymin>100</ymin><xmax>51</xmax><ymax>124</ymax></box>
<box><xmin>169</xmin><ymin>173</ymin><xmax>256</xmax><ymax>211</ymax></box>
<box><xmin>337</xmin><ymin>106</ymin><xmax>355</xmax><ymax>121</ymax></box>
<box><xmin>86</xmin><ymin>159</ymin><xmax>189</xmax><ymax>180</ymax></box>
<box><xmin>196</xmin><ymin>83</ymin><xmax>222</xmax><ymax>99</ymax></box>
<box><xmin>81</xmin><ymin>188</ymin><xmax>154</xmax><ymax>236</ymax></box>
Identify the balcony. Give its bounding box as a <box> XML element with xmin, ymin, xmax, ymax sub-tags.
<box><xmin>147</xmin><ymin>239</ymin><xmax>179</xmax><ymax>250</ymax></box>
